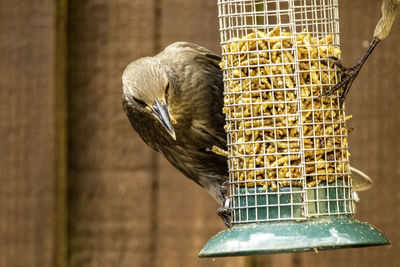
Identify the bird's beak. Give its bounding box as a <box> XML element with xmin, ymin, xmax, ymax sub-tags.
<box><xmin>152</xmin><ymin>98</ymin><xmax>176</xmax><ymax>140</ymax></box>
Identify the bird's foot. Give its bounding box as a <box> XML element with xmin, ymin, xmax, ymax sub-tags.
<box><xmin>320</xmin><ymin>57</ymin><xmax>362</xmax><ymax>108</ymax></box>
<box><xmin>217</xmin><ymin>205</ymin><xmax>231</xmax><ymax>228</ymax></box>
<box><xmin>217</xmin><ymin>181</ymin><xmax>231</xmax><ymax>228</ymax></box>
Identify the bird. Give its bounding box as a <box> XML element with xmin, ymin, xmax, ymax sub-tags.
<box><xmin>122</xmin><ymin>42</ymin><xmax>232</xmax><ymax>225</ymax></box>
<box><xmin>122</xmin><ymin>42</ymin><xmax>373</xmax><ymax>228</ymax></box>
<box><xmin>321</xmin><ymin>0</ymin><xmax>399</xmax><ymax>106</ymax></box>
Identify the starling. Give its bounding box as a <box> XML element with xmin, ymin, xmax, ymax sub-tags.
<box><xmin>122</xmin><ymin>42</ymin><xmax>231</xmax><ymax>225</ymax></box>
<box><xmin>122</xmin><ymin>42</ymin><xmax>372</xmax><ymax>227</ymax></box>
<box><xmin>321</xmin><ymin>0</ymin><xmax>399</xmax><ymax>106</ymax></box>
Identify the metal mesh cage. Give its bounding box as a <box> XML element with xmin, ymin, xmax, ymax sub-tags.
<box><xmin>218</xmin><ymin>0</ymin><xmax>354</xmax><ymax>225</ymax></box>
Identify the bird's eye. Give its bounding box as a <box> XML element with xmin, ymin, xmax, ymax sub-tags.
<box><xmin>132</xmin><ymin>96</ymin><xmax>147</xmax><ymax>107</ymax></box>
<box><xmin>165</xmin><ymin>82</ymin><xmax>170</xmax><ymax>99</ymax></box>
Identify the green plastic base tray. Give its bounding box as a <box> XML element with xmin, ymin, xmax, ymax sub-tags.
<box><xmin>199</xmin><ymin>216</ymin><xmax>390</xmax><ymax>257</ymax></box>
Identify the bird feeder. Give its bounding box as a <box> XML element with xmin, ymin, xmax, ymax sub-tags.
<box><xmin>200</xmin><ymin>0</ymin><xmax>389</xmax><ymax>257</ymax></box>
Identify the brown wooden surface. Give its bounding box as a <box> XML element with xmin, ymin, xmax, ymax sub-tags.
<box><xmin>0</xmin><ymin>1</ymin><xmax>58</xmax><ymax>266</ymax></box>
<box><xmin>297</xmin><ymin>1</ymin><xmax>400</xmax><ymax>266</ymax></box>
<box><xmin>1</xmin><ymin>0</ymin><xmax>400</xmax><ymax>267</ymax></box>
<box><xmin>67</xmin><ymin>1</ymin><xmax>158</xmax><ymax>267</ymax></box>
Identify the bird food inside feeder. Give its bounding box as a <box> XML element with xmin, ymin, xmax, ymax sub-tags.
<box><xmin>221</xmin><ymin>26</ymin><xmax>352</xmax><ymax>190</ymax></box>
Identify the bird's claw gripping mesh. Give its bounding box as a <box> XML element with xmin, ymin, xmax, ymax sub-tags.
<box><xmin>218</xmin><ymin>0</ymin><xmax>354</xmax><ymax>225</ymax></box>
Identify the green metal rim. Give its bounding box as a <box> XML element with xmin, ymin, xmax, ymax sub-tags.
<box><xmin>199</xmin><ymin>216</ymin><xmax>390</xmax><ymax>257</ymax></box>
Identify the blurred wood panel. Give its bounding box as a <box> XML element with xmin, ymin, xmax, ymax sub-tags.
<box><xmin>156</xmin><ymin>1</ymin><xmax>250</xmax><ymax>266</ymax></box>
<box><xmin>67</xmin><ymin>1</ymin><xmax>158</xmax><ymax>267</ymax></box>
<box><xmin>157</xmin><ymin>1</ymin><xmax>295</xmax><ymax>266</ymax></box>
<box><xmin>55</xmin><ymin>1</ymin><xmax>68</xmax><ymax>266</ymax></box>
<box><xmin>300</xmin><ymin>1</ymin><xmax>400</xmax><ymax>267</ymax></box>
<box><xmin>159</xmin><ymin>0</ymin><xmax>221</xmax><ymax>52</ymax></box>
<box><xmin>155</xmin><ymin>158</ymin><xmax>246</xmax><ymax>267</ymax></box>
<box><xmin>0</xmin><ymin>1</ymin><xmax>58</xmax><ymax>267</ymax></box>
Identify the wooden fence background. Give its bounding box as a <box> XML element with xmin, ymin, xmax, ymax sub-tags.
<box><xmin>1</xmin><ymin>0</ymin><xmax>399</xmax><ymax>266</ymax></box>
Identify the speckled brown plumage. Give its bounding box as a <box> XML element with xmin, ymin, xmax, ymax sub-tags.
<box><xmin>122</xmin><ymin>42</ymin><xmax>228</xmax><ymax>204</ymax></box>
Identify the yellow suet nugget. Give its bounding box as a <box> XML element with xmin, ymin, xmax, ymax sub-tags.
<box><xmin>221</xmin><ymin>26</ymin><xmax>350</xmax><ymax>189</ymax></box>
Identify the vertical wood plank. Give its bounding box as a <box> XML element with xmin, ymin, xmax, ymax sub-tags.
<box><xmin>159</xmin><ymin>0</ymin><xmax>221</xmax><ymax>52</ymax></box>
<box><xmin>155</xmin><ymin>0</ymin><xmax>243</xmax><ymax>266</ymax></box>
<box><xmin>67</xmin><ymin>1</ymin><xmax>158</xmax><ymax>266</ymax></box>
<box><xmin>155</xmin><ymin>0</ymin><xmax>294</xmax><ymax>266</ymax></box>
<box><xmin>299</xmin><ymin>1</ymin><xmax>400</xmax><ymax>266</ymax></box>
<box><xmin>56</xmin><ymin>1</ymin><xmax>69</xmax><ymax>266</ymax></box>
<box><xmin>0</xmin><ymin>1</ymin><xmax>57</xmax><ymax>266</ymax></box>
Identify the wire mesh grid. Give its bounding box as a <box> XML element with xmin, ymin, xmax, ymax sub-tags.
<box><xmin>218</xmin><ymin>0</ymin><xmax>354</xmax><ymax>225</ymax></box>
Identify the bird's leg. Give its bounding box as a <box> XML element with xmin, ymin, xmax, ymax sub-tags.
<box><xmin>217</xmin><ymin>180</ymin><xmax>231</xmax><ymax>228</ymax></box>
<box><xmin>320</xmin><ymin>37</ymin><xmax>381</xmax><ymax>107</ymax></box>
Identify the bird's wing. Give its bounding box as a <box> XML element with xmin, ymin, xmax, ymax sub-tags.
<box><xmin>157</xmin><ymin>42</ymin><xmax>227</xmax><ymax>148</ymax></box>
<box><xmin>157</xmin><ymin>42</ymin><xmax>222</xmax><ymax>68</ymax></box>
<box><xmin>190</xmin><ymin>47</ymin><xmax>227</xmax><ymax>149</ymax></box>
<box><xmin>178</xmin><ymin>42</ymin><xmax>222</xmax><ymax>65</ymax></box>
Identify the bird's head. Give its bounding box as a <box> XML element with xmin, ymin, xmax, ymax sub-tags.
<box><xmin>122</xmin><ymin>57</ymin><xmax>177</xmax><ymax>140</ymax></box>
